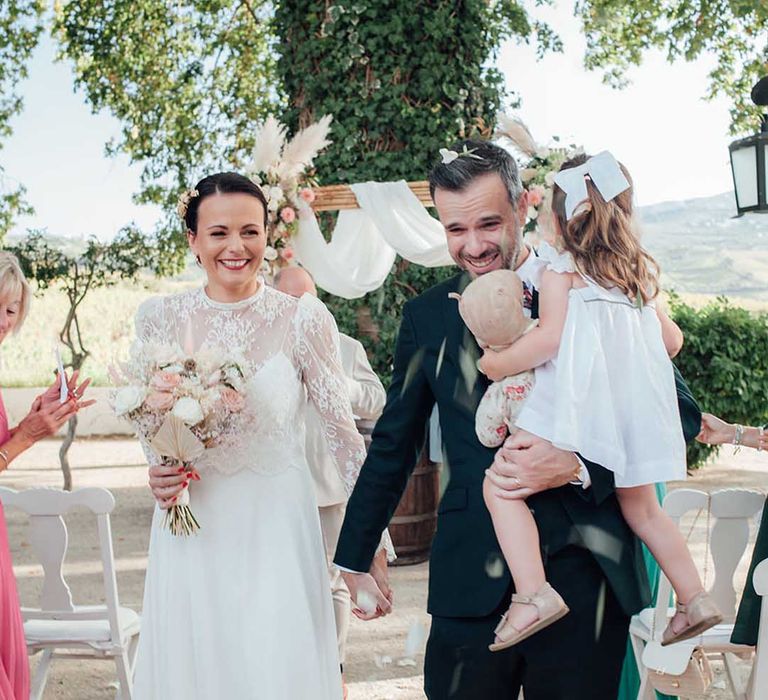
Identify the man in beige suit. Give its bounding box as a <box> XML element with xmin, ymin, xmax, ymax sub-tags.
<box><xmin>274</xmin><ymin>267</ymin><xmax>386</xmax><ymax>678</ymax></box>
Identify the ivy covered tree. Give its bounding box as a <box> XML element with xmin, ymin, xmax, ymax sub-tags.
<box><xmin>52</xmin><ymin>0</ymin><xmax>278</xmax><ymax>273</ymax></box>
<box><xmin>274</xmin><ymin>0</ymin><xmax>556</xmax><ymax>379</ymax></box>
<box><xmin>10</xmin><ymin>228</ymin><xmax>156</xmax><ymax>489</ymax></box>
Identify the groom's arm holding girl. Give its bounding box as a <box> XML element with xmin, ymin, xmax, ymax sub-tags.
<box><xmin>333</xmin><ymin>285</ymin><xmax>634</xmax><ymax>613</ymax></box>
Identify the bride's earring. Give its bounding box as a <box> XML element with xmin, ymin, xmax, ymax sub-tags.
<box><xmin>195</xmin><ymin>255</ymin><xmax>202</xmax><ymax>267</ymax></box>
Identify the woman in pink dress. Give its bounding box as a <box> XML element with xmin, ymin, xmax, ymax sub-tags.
<box><xmin>0</xmin><ymin>252</ymin><xmax>92</xmax><ymax>700</ymax></box>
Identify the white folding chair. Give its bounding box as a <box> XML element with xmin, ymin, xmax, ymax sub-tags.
<box><xmin>0</xmin><ymin>487</ymin><xmax>141</xmax><ymax>700</ymax></box>
<box><xmin>629</xmin><ymin>488</ymin><xmax>764</xmax><ymax>700</ymax></box>
<box><xmin>748</xmin><ymin>558</ymin><xmax>768</xmax><ymax>698</ymax></box>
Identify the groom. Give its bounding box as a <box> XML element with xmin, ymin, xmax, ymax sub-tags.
<box><xmin>334</xmin><ymin>140</ymin><xmax>702</xmax><ymax>698</ymax></box>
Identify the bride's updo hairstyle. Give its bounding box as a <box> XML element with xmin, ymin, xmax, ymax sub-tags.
<box><xmin>551</xmin><ymin>154</ymin><xmax>660</xmax><ymax>305</ymax></box>
<box><xmin>184</xmin><ymin>172</ymin><xmax>269</xmax><ymax>233</ymax></box>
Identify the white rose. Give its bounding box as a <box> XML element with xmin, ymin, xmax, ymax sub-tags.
<box><xmin>520</xmin><ymin>168</ymin><xmax>538</xmax><ymax>183</ymax></box>
<box><xmin>268</xmin><ymin>186</ymin><xmax>284</xmax><ymax>203</ymax></box>
<box><xmin>264</xmin><ymin>246</ymin><xmax>278</xmax><ymax>261</ymax></box>
<box><xmin>153</xmin><ymin>344</ymin><xmax>181</xmax><ymax>367</ymax></box>
<box><xmin>113</xmin><ymin>386</ymin><xmax>146</xmax><ymax>417</ymax></box>
<box><xmin>172</xmin><ymin>397</ymin><xmax>205</xmax><ymax>426</ymax></box>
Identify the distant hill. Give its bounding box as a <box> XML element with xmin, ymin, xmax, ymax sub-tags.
<box><xmin>639</xmin><ymin>192</ymin><xmax>768</xmax><ymax>302</ymax></box>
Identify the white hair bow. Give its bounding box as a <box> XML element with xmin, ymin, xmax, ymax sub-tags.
<box><xmin>553</xmin><ymin>151</ymin><xmax>630</xmax><ymax>220</ymax></box>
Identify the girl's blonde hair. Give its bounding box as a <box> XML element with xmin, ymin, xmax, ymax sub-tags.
<box><xmin>0</xmin><ymin>252</ymin><xmax>31</xmax><ymax>331</ymax></box>
<box><xmin>551</xmin><ymin>154</ymin><xmax>660</xmax><ymax>304</ymax></box>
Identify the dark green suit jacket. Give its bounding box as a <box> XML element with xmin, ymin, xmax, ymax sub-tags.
<box><xmin>335</xmin><ymin>272</ymin><xmax>702</xmax><ymax>619</ymax></box>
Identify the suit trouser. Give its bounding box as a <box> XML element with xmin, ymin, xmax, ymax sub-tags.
<box><xmin>424</xmin><ymin>545</ymin><xmax>631</xmax><ymax>700</ymax></box>
<box><xmin>319</xmin><ymin>503</ymin><xmax>351</xmax><ymax>664</ymax></box>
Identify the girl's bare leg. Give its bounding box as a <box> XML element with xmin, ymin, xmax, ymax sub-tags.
<box><xmin>617</xmin><ymin>484</ymin><xmax>705</xmax><ymax>632</ymax></box>
<box><xmin>483</xmin><ymin>476</ymin><xmax>547</xmax><ymax>635</ymax></box>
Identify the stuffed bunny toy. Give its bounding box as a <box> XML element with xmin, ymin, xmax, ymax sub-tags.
<box><xmin>449</xmin><ymin>269</ymin><xmax>537</xmax><ymax>447</ymax></box>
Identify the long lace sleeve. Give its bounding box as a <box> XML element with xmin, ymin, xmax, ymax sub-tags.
<box><xmin>295</xmin><ymin>294</ymin><xmax>395</xmax><ymax>560</ymax></box>
<box><xmin>295</xmin><ymin>294</ymin><xmax>366</xmax><ymax>494</ymax></box>
<box><xmin>131</xmin><ymin>297</ymin><xmax>164</xmax><ymax>467</ymax></box>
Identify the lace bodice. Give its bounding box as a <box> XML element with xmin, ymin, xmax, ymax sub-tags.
<box><xmin>132</xmin><ymin>284</ymin><xmax>367</xmax><ymax>491</ymax></box>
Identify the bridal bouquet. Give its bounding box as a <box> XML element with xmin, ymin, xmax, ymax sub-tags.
<box><xmin>112</xmin><ymin>342</ymin><xmax>248</xmax><ymax>536</ymax></box>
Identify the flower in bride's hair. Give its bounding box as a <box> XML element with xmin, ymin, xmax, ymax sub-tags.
<box><xmin>113</xmin><ymin>386</ymin><xmax>146</xmax><ymax>417</ymax></box>
<box><xmin>176</xmin><ymin>188</ymin><xmax>199</xmax><ymax>219</ymax></box>
<box><xmin>144</xmin><ymin>391</ymin><xmax>174</xmax><ymax>412</ymax></box>
<box><xmin>172</xmin><ymin>397</ymin><xmax>205</xmax><ymax>426</ymax></box>
<box><xmin>439</xmin><ymin>148</ymin><xmax>459</xmax><ymax>164</ymax></box>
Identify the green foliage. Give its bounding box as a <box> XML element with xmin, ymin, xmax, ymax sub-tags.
<box><xmin>274</xmin><ymin>0</ymin><xmax>550</xmax><ymax>381</ymax></box>
<box><xmin>0</xmin><ymin>0</ymin><xmax>44</xmax><ymax>237</ymax></box>
<box><xmin>669</xmin><ymin>294</ymin><xmax>768</xmax><ymax>468</ymax></box>
<box><xmin>576</xmin><ymin>0</ymin><xmax>768</xmax><ymax>134</ymax></box>
<box><xmin>53</xmin><ymin>0</ymin><xmax>279</xmax><ymax>272</ymax></box>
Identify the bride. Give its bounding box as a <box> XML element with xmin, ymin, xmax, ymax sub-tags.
<box><xmin>132</xmin><ymin>172</ymin><xmax>391</xmax><ymax>699</ymax></box>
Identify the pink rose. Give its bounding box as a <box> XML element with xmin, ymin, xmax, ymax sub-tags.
<box><xmin>527</xmin><ymin>186</ymin><xmax>546</xmax><ymax>208</ymax></box>
<box><xmin>219</xmin><ymin>387</ymin><xmax>245</xmax><ymax>413</ymax></box>
<box><xmin>144</xmin><ymin>391</ymin><xmax>175</xmax><ymax>412</ymax></box>
<box><xmin>299</xmin><ymin>188</ymin><xmax>316</xmax><ymax>204</ymax></box>
<box><xmin>151</xmin><ymin>371</ymin><xmax>181</xmax><ymax>392</ymax></box>
<box><xmin>279</xmin><ymin>246</ymin><xmax>294</xmax><ymax>262</ymax></box>
<box><xmin>280</xmin><ymin>206</ymin><xmax>296</xmax><ymax>224</ymax></box>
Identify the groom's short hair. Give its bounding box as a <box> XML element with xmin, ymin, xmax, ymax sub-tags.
<box><xmin>428</xmin><ymin>139</ymin><xmax>523</xmax><ymax>207</ymax></box>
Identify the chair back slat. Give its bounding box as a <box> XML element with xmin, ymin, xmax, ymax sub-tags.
<box><xmin>29</xmin><ymin>514</ymin><xmax>74</xmax><ymax>612</ymax></box>
<box><xmin>710</xmin><ymin>516</ymin><xmax>751</xmax><ymax>621</ymax></box>
<box><xmin>0</xmin><ymin>487</ymin><xmax>120</xmax><ymax>624</ymax></box>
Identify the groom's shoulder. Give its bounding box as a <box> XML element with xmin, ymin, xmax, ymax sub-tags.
<box><xmin>405</xmin><ymin>272</ymin><xmax>463</xmax><ymax>317</ymax></box>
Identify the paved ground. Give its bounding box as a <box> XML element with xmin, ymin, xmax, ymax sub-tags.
<box><xmin>3</xmin><ymin>438</ymin><xmax>767</xmax><ymax>699</ymax></box>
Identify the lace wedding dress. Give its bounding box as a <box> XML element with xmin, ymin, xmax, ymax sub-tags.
<box><xmin>131</xmin><ymin>283</ymin><xmax>371</xmax><ymax>699</ymax></box>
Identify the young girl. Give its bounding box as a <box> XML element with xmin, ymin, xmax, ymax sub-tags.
<box><xmin>479</xmin><ymin>151</ymin><xmax>722</xmax><ymax>651</ymax></box>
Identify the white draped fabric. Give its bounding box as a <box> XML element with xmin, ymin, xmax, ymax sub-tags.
<box><xmin>292</xmin><ymin>180</ymin><xmax>453</xmax><ymax>299</ymax></box>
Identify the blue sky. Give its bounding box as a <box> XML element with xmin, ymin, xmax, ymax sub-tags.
<box><xmin>1</xmin><ymin>6</ymin><xmax>743</xmax><ymax>241</ymax></box>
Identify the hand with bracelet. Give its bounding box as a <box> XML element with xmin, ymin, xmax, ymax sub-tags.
<box><xmin>697</xmin><ymin>413</ymin><xmax>767</xmax><ymax>451</ymax></box>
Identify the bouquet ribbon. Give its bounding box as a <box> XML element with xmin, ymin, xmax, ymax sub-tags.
<box><xmin>150</xmin><ymin>414</ymin><xmax>205</xmax><ymax>536</ymax></box>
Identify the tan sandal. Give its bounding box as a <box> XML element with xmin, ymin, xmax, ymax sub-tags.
<box><xmin>661</xmin><ymin>591</ymin><xmax>723</xmax><ymax>646</ymax></box>
<box><xmin>489</xmin><ymin>582</ymin><xmax>570</xmax><ymax>652</ymax></box>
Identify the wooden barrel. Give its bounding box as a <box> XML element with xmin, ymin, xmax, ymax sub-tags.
<box><xmin>389</xmin><ymin>450</ymin><xmax>440</xmax><ymax>566</ymax></box>
<box><xmin>355</xmin><ymin>421</ymin><xmax>440</xmax><ymax>566</ymax></box>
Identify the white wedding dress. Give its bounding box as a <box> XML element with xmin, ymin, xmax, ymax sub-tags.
<box><xmin>131</xmin><ymin>283</ymin><xmax>370</xmax><ymax>700</ymax></box>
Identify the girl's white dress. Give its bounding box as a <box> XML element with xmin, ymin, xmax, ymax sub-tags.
<box><xmin>131</xmin><ymin>284</ymin><xmax>373</xmax><ymax>700</ymax></box>
<box><xmin>515</xmin><ymin>243</ymin><xmax>687</xmax><ymax>487</ymax></box>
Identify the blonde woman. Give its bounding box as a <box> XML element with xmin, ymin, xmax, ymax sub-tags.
<box><xmin>0</xmin><ymin>252</ymin><xmax>92</xmax><ymax>699</ymax></box>
<box><xmin>698</xmin><ymin>413</ymin><xmax>768</xmax><ymax>646</ymax></box>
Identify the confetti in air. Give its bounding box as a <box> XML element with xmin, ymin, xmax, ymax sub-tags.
<box><xmin>403</xmin><ymin>620</ymin><xmax>427</xmax><ymax>658</ymax></box>
<box><xmin>485</xmin><ymin>554</ymin><xmax>505</xmax><ymax>579</ymax></box>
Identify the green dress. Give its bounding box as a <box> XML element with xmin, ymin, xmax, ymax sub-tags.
<box><xmin>731</xmin><ymin>496</ymin><xmax>768</xmax><ymax>645</ymax></box>
<box><xmin>617</xmin><ymin>482</ymin><xmax>676</xmax><ymax>700</ymax></box>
